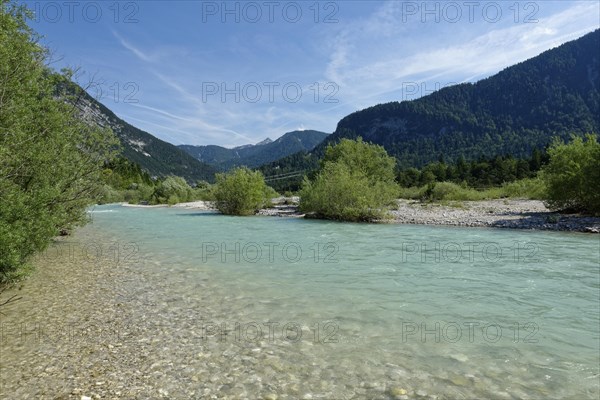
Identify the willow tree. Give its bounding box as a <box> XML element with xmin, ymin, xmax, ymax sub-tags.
<box><xmin>542</xmin><ymin>134</ymin><xmax>600</xmax><ymax>215</ymax></box>
<box><xmin>299</xmin><ymin>138</ymin><xmax>398</xmax><ymax>221</ymax></box>
<box><xmin>0</xmin><ymin>1</ymin><xmax>118</xmax><ymax>282</ymax></box>
<box><xmin>214</xmin><ymin>167</ymin><xmax>274</xmax><ymax>215</ymax></box>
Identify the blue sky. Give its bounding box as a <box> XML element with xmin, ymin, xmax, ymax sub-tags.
<box><xmin>24</xmin><ymin>1</ymin><xmax>600</xmax><ymax>147</ymax></box>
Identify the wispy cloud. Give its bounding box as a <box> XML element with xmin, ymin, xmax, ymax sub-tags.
<box><xmin>112</xmin><ymin>31</ymin><xmax>156</xmax><ymax>63</ymax></box>
<box><xmin>324</xmin><ymin>1</ymin><xmax>599</xmax><ymax>109</ymax></box>
<box><xmin>103</xmin><ymin>1</ymin><xmax>598</xmax><ymax>147</ymax></box>
<box><xmin>127</xmin><ymin>102</ymin><xmax>255</xmax><ymax>146</ymax></box>
<box><xmin>152</xmin><ymin>71</ymin><xmax>207</xmax><ymax>109</ymax></box>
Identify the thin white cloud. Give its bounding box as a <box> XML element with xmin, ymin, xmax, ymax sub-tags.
<box><xmin>130</xmin><ymin>103</ymin><xmax>193</xmax><ymax>122</ymax></box>
<box><xmin>118</xmin><ymin>114</ymin><xmax>193</xmax><ymax>144</ymax></box>
<box><xmin>126</xmin><ymin>102</ymin><xmax>255</xmax><ymax>146</ymax></box>
<box><xmin>112</xmin><ymin>31</ymin><xmax>156</xmax><ymax>63</ymax></box>
<box><xmin>325</xmin><ymin>1</ymin><xmax>600</xmax><ymax>109</ymax></box>
<box><xmin>152</xmin><ymin>71</ymin><xmax>211</xmax><ymax>110</ymax></box>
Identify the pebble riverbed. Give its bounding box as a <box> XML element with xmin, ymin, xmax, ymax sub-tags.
<box><xmin>259</xmin><ymin>198</ymin><xmax>600</xmax><ymax>233</ymax></box>
<box><xmin>0</xmin><ymin>233</ymin><xmax>451</xmax><ymax>400</ymax></box>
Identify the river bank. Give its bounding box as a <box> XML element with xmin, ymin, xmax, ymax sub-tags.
<box><xmin>389</xmin><ymin>199</ymin><xmax>600</xmax><ymax>233</ymax></box>
<box><xmin>137</xmin><ymin>198</ymin><xmax>600</xmax><ymax>233</ymax></box>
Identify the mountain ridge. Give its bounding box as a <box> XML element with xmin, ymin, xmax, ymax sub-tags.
<box><xmin>179</xmin><ymin>130</ymin><xmax>328</xmax><ymax>170</ymax></box>
<box><xmin>259</xmin><ymin>29</ymin><xmax>600</xmax><ymax>185</ymax></box>
<box><xmin>330</xmin><ymin>29</ymin><xmax>600</xmax><ymax>166</ymax></box>
<box><xmin>61</xmin><ymin>81</ymin><xmax>217</xmax><ymax>182</ymax></box>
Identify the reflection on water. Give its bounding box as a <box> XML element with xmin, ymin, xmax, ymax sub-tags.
<box><xmin>1</xmin><ymin>205</ymin><xmax>598</xmax><ymax>399</ymax></box>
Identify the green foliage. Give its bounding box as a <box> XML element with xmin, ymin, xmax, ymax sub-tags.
<box><xmin>121</xmin><ymin>184</ymin><xmax>154</xmax><ymax>205</ymax></box>
<box><xmin>152</xmin><ymin>176</ymin><xmax>193</xmax><ymax>205</ymax></box>
<box><xmin>263</xmin><ymin>185</ymin><xmax>279</xmax><ymax>202</ymax></box>
<box><xmin>398</xmin><ymin>177</ymin><xmax>547</xmax><ymax>202</ymax></box>
<box><xmin>300</xmin><ymin>138</ymin><xmax>398</xmax><ymax>221</ymax></box>
<box><xmin>321</xmin><ymin>137</ymin><xmax>397</xmax><ymax>182</ymax></box>
<box><xmin>96</xmin><ymin>184</ymin><xmax>124</xmax><ymax>204</ymax></box>
<box><xmin>214</xmin><ymin>168</ymin><xmax>272</xmax><ymax>215</ymax></box>
<box><xmin>424</xmin><ymin>182</ymin><xmax>483</xmax><ymax>201</ymax></box>
<box><xmin>96</xmin><ymin>159</ymin><xmax>219</xmax><ymax>205</ymax></box>
<box><xmin>0</xmin><ymin>1</ymin><xmax>118</xmax><ymax>282</ymax></box>
<box><xmin>101</xmin><ymin>157</ymin><xmax>153</xmax><ymax>190</ymax></box>
<box><xmin>258</xmin><ymin>151</ymin><xmax>319</xmax><ymax>193</ymax></box>
<box><xmin>541</xmin><ymin>134</ymin><xmax>600</xmax><ymax>214</ymax></box>
<box><xmin>96</xmin><ymin>156</ymin><xmax>156</xmax><ymax>204</ymax></box>
<box><xmin>500</xmin><ymin>177</ymin><xmax>546</xmax><ymax>200</ymax></box>
<box><xmin>395</xmin><ymin>149</ymin><xmax>550</xmax><ymax>202</ymax></box>
<box><xmin>396</xmin><ymin>186</ymin><xmax>425</xmax><ymax>200</ymax></box>
<box><xmin>192</xmin><ymin>182</ymin><xmax>216</xmax><ymax>201</ymax></box>
<box><xmin>397</xmin><ymin>151</ymin><xmax>548</xmax><ymax>188</ymax></box>
<box><xmin>300</xmin><ymin>163</ymin><xmax>397</xmax><ymax>221</ymax></box>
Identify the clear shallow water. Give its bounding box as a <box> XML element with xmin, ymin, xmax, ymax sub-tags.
<box><xmin>3</xmin><ymin>204</ymin><xmax>598</xmax><ymax>399</ymax></box>
<box><xmin>82</xmin><ymin>205</ymin><xmax>600</xmax><ymax>399</ymax></box>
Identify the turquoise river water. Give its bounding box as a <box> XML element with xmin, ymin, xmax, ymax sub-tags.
<box><xmin>1</xmin><ymin>204</ymin><xmax>599</xmax><ymax>399</ymax></box>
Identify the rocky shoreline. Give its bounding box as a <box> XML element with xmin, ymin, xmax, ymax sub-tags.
<box><xmin>259</xmin><ymin>198</ymin><xmax>600</xmax><ymax>233</ymax></box>
<box><xmin>390</xmin><ymin>199</ymin><xmax>600</xmax><ymax>233</ymax></box>
<box><xmin>124</xmin><ymin>198</ymin><xmax>600</xmax><ymax>233</ymax></box>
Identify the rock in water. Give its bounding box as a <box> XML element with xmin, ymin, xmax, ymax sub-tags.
<box><xmin>389</xmin><ymin>387</ymin><xmax>408</xmax><ymax>398</ymax></box>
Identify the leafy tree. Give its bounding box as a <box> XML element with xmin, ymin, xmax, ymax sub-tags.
<box><xmin>97</xmin><ymin>157</ymin><xmax>155</xmax><ymax>204</ymax></box>
<box><xmin>101</xmin><ymin>157</ymin><xmax>153</xmax><ymax>189</ymax></box>
<box><xmin>0</xmin><ymin>0</ymin><xmax>118</xmax><ymax>282</ymax></box>
<box><xmin>321</xmin><ymin>137</ymin><xmax>396</xmax><ymax>182</ymax></box>
<box><xmin>214</xmin><ymin>168</ymin><xmax>273</xmax><ymax>215</ymax></box>
<box><xmin>396</xmin><ymin>150</ymin><xmax>549</xmax><ymax>188</ymax></box>
<box><xmin>300</xmin><ymin>138</ymin><xmax>398</xmax><ymax>221</ymax></box>
<box><xmin>541</xmin><ymin>134</ymin><xmax>600</xmax><ymax>214</ymax></box>
<box><xmin>152</xmin><ymin>176</ymin><xmax>193</xmax><ymax>205</ymax></box>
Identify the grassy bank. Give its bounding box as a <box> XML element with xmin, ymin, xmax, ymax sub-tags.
<box><xmin>398</xmin><ymin>178</ymin><xmax>547</xmax><ymax>202</ymax></box>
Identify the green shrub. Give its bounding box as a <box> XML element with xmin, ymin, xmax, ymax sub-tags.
<box><xmin>137</xmin><ymin>184</ymin><xmax>155</xmax><ymax>203</ymax></box>
<box><xmin>401</xmin><ymin>178</ymin><xmax>546</xmax><ymax>203</ymax></box>
<box><xmin>96</xmin><ymin>185</ymin><xmax>124</xmax><ymax>204</ymax></box>
<box><xmin>481</xmin><ymin>187</ymin><xmax>504</xmax><ymax>199</ymax></box>
<box><xmin>422</xmin><ymin>182</ymin><xmax>483</xmax><ymax>201</ymax></box>
<box><xmin>152</xmin><ymin>176</ymin><xmax>192</xmax><ymax>204</ymax></box>
<box><xmin>541</xmin><ymin>134</ymin><xmax>600</xmax><ymax>214</ymax></box>
<box><xmin>321</xmin><ymin>137</ymin><xmax>396</xmax><ymax>182</ymax></box>
<box><xmin>214</xmin><ymin>168</ymin><xmax>271</xmax><ymax>215</ymax></box>
<box><xmin>167</xmin><ymin>194</ymin><xmax>180</xmax><ymax>205</ymax></box>
<box><xmin>263</xmin><ymin>185</ymin><xmax>279</xmax><ymax>207</ymax></box>
<box><xmin>299</xmin><ymin>138</ymin><xmax>398</xmax><ymax>221</ymax></box>
<box><xmin>300</xmin><ymin>162</ymin><xmax>397</xmax><ymax>221</ymax></box>
<box><xmin>123</xmin><ymin>189</ymin><xmax>141</xmax><ymax>204</ymax></box>
<box><xmin>397</xmin><ymin>186</ymin><xmax>426</xmax><ymax>200</ymax></box>
<box><xmin>191</xmin><ymin>185</ymin><xmax>216</xmax><ymax>201</ymax></box>
<box><xmin>500</xmin><ymin>177</ymin><xmax>546</xmax><ymax>199</ymax></box>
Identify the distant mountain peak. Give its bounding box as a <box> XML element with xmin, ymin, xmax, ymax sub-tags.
<box><xmin>179</xmin><ymin>130</ymin><xmax>329</xmax><ymax>169</ymax></box>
